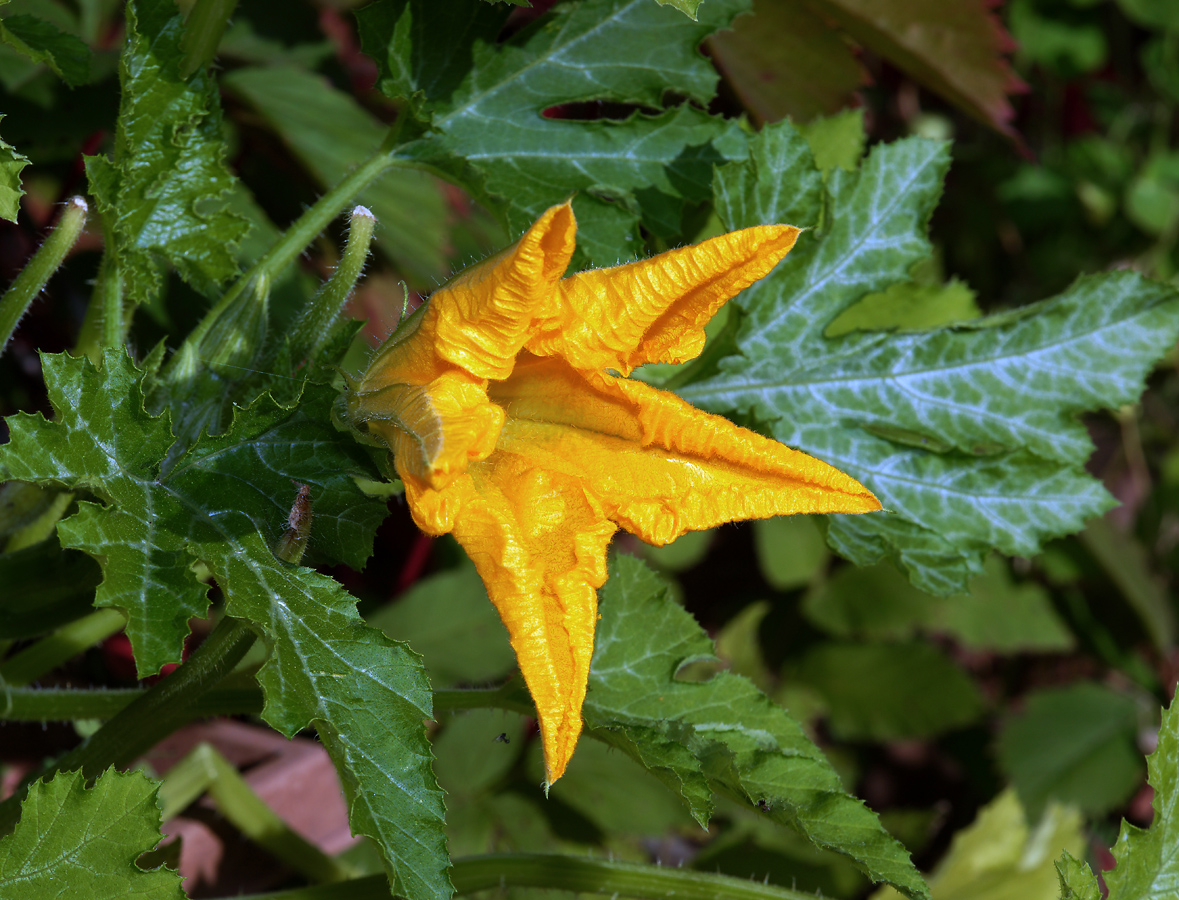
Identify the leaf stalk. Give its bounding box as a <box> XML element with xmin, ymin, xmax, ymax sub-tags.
<box><xmin>0</xmin><ymin>197</ymin><xmax>88</xmax><ymax>358</ymax></box>
<box><xmin>232</xmin><ymin>852</ymin><xmax>821</xmax><ymax>900</ymax></box>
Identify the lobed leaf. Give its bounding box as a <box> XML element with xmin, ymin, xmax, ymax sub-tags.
<box><xmin>0</xmin><ymin>350</ymin><xmax>450</xmax><ymax>900</ymax></box>
<box><xmin>85</xmin><ymin>0</ymin><xmax>248</xmax><ymax>307</ymax></box>
<box><xmin>1093</xmin><ymin>695</ymin><xmax>1179</xmax><ymax>899</ymax></box>
<box><xmin>0</xmin><ymin>769</ymin><xmax>184</xmax><ymax>900</ymax></box>
<box><xmin>680</xmin><ymin>121</ymin><xmax>1179</xmax><ymax>593</ymax></box>
<box><xmin>584</xmin><ymin>553</ymin><xmax>928</xmax><ymax>900</ymax></box>
<box><xmin>358</xmin><ymin>0</ymin><xmax>750</xmax><ymax>266</ymax></box>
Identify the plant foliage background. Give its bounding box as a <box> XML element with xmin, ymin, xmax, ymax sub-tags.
<box><xmin>2</xmin><ymin>0</ymin><xmax>1179</xmax><ymax>899</ymax></box>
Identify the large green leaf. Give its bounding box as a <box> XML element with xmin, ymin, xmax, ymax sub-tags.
<box><xmin>0</xmin><ymin>769</ymin><xmax>184</xmax><ymax>899</ymax></box>
<box><xmin>85</xmin><ymin>0</ymin><xmax>248</xmax><ymax>306</ymax></box>
<box><xmin>679</xmin><ymin>121</ymin><xmax>1179</xmax><ymax>593</ymax></box>
<box><xmin>223</xmin><ymin>65</ymin><xmax>449</xmax><ymax>288</ymax></box>
<box><xmin>0</xmin><ymin>350</ymin><xmax>450</xmax><ymax>900</ymax></box>
<box><xmin>357</xmin><ymin>0</ymin><xmax>749</xmax><ymax>265</ymax></box>
<box><xmin>1056</xmin><ymin>696</ymin><xmax>1179</xmax><ymax>899</ymax></box>
<box><xmin>583</xmin><ymin>553</ymin><xmax>928</xmax><ymax>900</ymax></box>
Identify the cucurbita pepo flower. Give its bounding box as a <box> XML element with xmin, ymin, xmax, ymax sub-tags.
<box><xmin>343</xmin><ymin>201</ymin><xmax>881</xmax><ymax>786</ymax></box>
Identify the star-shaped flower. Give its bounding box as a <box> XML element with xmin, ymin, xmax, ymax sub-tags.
<box><xmin>345</xmin><ymin>202</ymin><xmax>880</xmax><ymax>785</ymax></box>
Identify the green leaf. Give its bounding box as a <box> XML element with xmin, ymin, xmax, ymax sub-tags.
<box><xmin>1080</xmin><ymin>517</ymin><xmax>1175</xmax><ymax>652</ymax></box>
<box><xmin>223</xmin><ymin>65</ymin><xmax>449</xmax><ymax>288</ymax></box>
<box><xmin>1054</xmin><ymin>852</ymin><xmax>1102</xmax><ymax>900</ymax></box>
<box><xmin>708</xmin><ymin>0</ymin><xmax>863</xmax><ymax>125</ymax></box>
<box><xmin>0</xmin><ymin>768</ymin><xmax>184</xmax><ymax>899</ymax></box>
<box><xmin>800</xmin><ymin>108</ymin><xmax>868</xmax><ymax>176</ymax></box>
<box><xmin>0</xmin><ymin>114</ymin><xmax>29</xmax><ymax>222</ymax></box>
<box><xmin>1118</xmin><ymin>0</ymin><xmax>1179</xmax><ymax>30</ymax></box>
<box><xmin>803</xmin><ymin>557</ymin><xmax>1074</xmax><ymax>653</ymax></box>
<box><xmin>789</xmin><ymin>641</ymin><xmax>985</xmax><ymax>741</ymax></box>
<box><xmin>808</xmin><ymin>0</ymin><xmax>1024</xmax><ymax>138</ymax></box>
<box><xmin>532</xmin><ymin>737</ymin><xmax>698</xmax><ymax>836</ymax></box>
<box><xmin>585</xmin><ymin>553</ymin><xmax>929</xmax><ymax>900</ymax></box>
<box><xmin>367</xmin><ymin>559</ymin><xmax>517</xmax><ymax>686</ymax></box>
<box><xmin>873</xmin><ymin>789</ymin><xmax>1085</xmax><ymax>900</ymax></box>
<box><xmin>826</xmin><ymin>278</ymin><xmax>981</xmax><ymax>337</ymax></box>
<box><xmin>0</xmin><ymin>13</ymin><xmax>91</xmax><ymax>85</ymax></box>
<box><xmin>654</xmin><ymin>0</ymin><xmax>703</xmax><ymax>19</ymax></box>
<box><xmin>1093</xmin><ymin>695</ymin><xmax>1179</xmax><ymax>899</ymax></box>
<box><xmin>926</xmin><ymin>556</ymin><xmax>1074</xmax><ymax>653</ymax></box>
<box><xmin>358</xmin><ymin>0</ymin><xmax>749</xmax><ymax>265</ymax></box>
<box><xmin>85</xmin><ymin>0</ymin><xmax>248</xmax><ymax>307</ymax></box>
<box><xmin>1009</xmin><ymin>0</ymin><xmax>1106</xmax><ymax>77</ymax></box>
<box><xmin>0</xmin><ymin>350</ymin><xmax>449</xmax><ymax>900</ymax></box>
<box><xmin>998</xmin><ymin>683</ymin><xmax>1144</xmax><ymax>820</ymax></box>
<box><xmin>434</xmin><ymin>709</ymin><xmax>527</xmax><ymax>798</ymax></box>
<box><xmin>753</xmin><ymin>516</ymin><xmax>829</xmax><ymax>590</ymax></box>
<box><xmin>681</xmin><ymin>120</ymin><xmax>1179</xmax><ymax>594</ymax></box>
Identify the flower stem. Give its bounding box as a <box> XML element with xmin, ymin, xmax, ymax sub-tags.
<box><xmin>0</xmin><ymin>683</ymin><xmax>529</xmax><ymax>722</ymax></box>
<box><xmin>179</xmin><ymin>0</ymin><xmax>238</xmax><ymax>79</ymax></box>
<box><xmin>229</xmin><ymin>853</ymin><xmax>822</xmax><ymax>900</ymax></box>
<box><xmin>0</xmin><ymin>608</ymin><xmax>126</xmax><ymax>686</ymax></box>
<box><xmin>0</xmin><ymin>615</ymin><xmax>256</xmax><ymax>836</ymax></box>
<box><xmin>166</xmin><ymin>149</ymin><xmax>400</xmax><ymax>386</ymax></box>
<box><xmin>0</xmin><ymin>197</ymin><xmax>87</xmax><ymax>358</ymax></box>
<box><xmin>285</xmin><ymin>205</ymin><xmax>377</xmax><ymax>369</ymax></box>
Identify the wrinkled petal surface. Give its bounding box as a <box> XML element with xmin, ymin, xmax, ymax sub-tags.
<box><xmin>526</xmin><ymin>225</ymin><xmax>800</xmax><ymax>374</ymax></box>
<box><xmin>349</xmin><ymin>201</ymin><xmax>880</xmax><ymax>786</ymax></box>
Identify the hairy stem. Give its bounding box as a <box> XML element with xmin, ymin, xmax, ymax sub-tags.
<box><xmin>232</xmin><ymin>853</ymin><xmax>821</xmax><ymax>900</ymax></box>
<box><xmin>0</xmin><ymin>683</ymin><xmax>531</xmax><ymax>722</ymax></box>
<box><xmin>0</xmin><ymin>615</ymin><xmax>256</xmax><ymax>835</ymax></box>
<box><xmin>0</xmin><ymin>197</ymin><xmax>88</xmax><ymax>358</ymax></box>
<box><xmin>166</xmin><ymin>146</ymin><xmax>404</xmax><ymax>385</ymax></box>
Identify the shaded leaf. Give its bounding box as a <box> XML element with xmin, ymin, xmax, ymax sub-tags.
<box><xmin>0</xmin><ymin>350</ymin><xmax>449</xmax><ymax>900</ymax></box>
<box><xmin>803</xmin><ymin>557</ymin><xmax>1074</xmax><ymax>653</ymax></box>
<box><xmin>790</xmin><ymin>641</ymin><xmax>985</xmax><ymax>740</ymax></box>
<box><xmin>1081</xmin><ymin>516</ymin><xmax>1175</xmax><ymax>652</ymax></box>
<box><xmin>998</xmin><ymin>683</ymin><xmax>1144</xmax><ymax>820</ymax></box>
<box><xmin>753</xmin><ymin>516</ymin><xmax>829</xmax><ymax>590</ymax></box>
<box><xmin>681</xmin><ymin>120</ymin><xmax>1179</xmax><ymax>593</ymax></box>
<box><xmin>809</xmin><ymin>0</ymin><xmax>1025</xmax><ymax>138</ymax></box>
<box><xmin>367</xmin><ymin>559</ymin><xmax>517</xmax><ymax>686</ymax></box>
<box><xmin>873</xmin><ymin>789</ymin><xmax>1085</xmax><ymax>900</ymax></box>
<box><xmin>358</xmin><ymin>0</ymin><xmax>750</xmax><ymax>266</ymax></box>
<box><xmin>0</xmin><ymin>13</ymin><xmax>91</xmax><ymax>85</ymax></box>
<box><xmin>708</xmin><ymin>0</ymin><xmax>864</xmax><ymax>125</ymax></box>
<box><xmin>584</xmin><ymin>554</ymin><xmax>928</xmax><ymax>899</ymax></box>
<box><xmin>0</xmin><ymin>769</ymin><xmax>184</xmax><ymax>899</ymax></box>
<box><xmin>85</xmin><ymin>0</ymin><xmax>248</xmax><ymax>306</ymax></box>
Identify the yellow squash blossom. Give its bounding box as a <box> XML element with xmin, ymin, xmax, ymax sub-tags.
<box><xmin>344</xmin><ymin>202</ymin><xmax>880</xmax><ymax>786</ymax></box>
